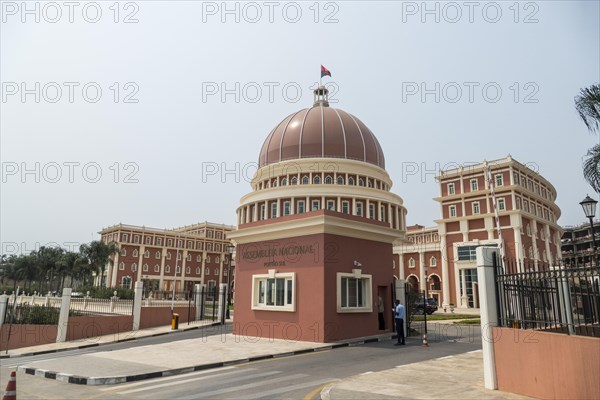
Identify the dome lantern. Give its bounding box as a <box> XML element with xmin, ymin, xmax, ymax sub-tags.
<box><xmin>313</xmin><ymin>85</ymin><xmax>329</xmax><ymax>107</ymax></box>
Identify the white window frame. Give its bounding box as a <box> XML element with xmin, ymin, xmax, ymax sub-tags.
<box><xmin>409</xmin><ymin>258</ymin><xmax>415</xmax><ymax>268</ymax></box>
<box><xmin>283</xmin><ymin>201</ymin><xmax>291</xmax><ymax>216</ymax></box>
<box><xmin>356</xmin><ymin>202</ymin><xmax>363</xmax><ymax>217</ymax></box>
<box><xmin>154</xmin><ymin>264</ymin><xmax>160</xmax><ymax>272</ymax></box>
<box><xmin>336</xmin><ymin>271</ymin><xmax>372</xmax><ymax>313</ymax></box>
<box><xmin>449</xmin><ymin>205</ymin><xmax>457</xmax><ymax>218</ymax></box>
<box><xmin>495</xmin><ymin>174</ymin><xmax>504</xmax><ymax>187</ymax></box>
<box><xmin>430</xmin><ymin>256</ymin><xmax>437</xmax><ymax>267</ymax></box>
<box><xmin>472</xmin><ymin>201</ymin><xmax>480</xmax><ymax>215</ymax></box>
<box><xmin>326</xmin><ymin>200</ymin><xmax>335</xmax><ymax>211</ymax></box>
<box><xmin>251</xmin><ymin>271</ymin><xmax>296</xmax><ymax>312</ymax></box>
<box><xmin>448</xmin><ymin>182</ymin><xmax>455</xmax><ymax>195</ymax></box>
<box><xmin>297</xmin><ymin>200</ymin><xmax>305</xmax><ymax>214</ymax></box>
<box><xmin>498</xmin><ymin>198</ymin><xmax>506</xmax><ymax>211</ymax></box>
<box><xmin>311</xmin><ymin>200</ymin><xmax>320</xmax><ymax>211</ymax></box>
<box><xmin>470</xmin><ymin>179</ymin><xmax>478</xmax><ymax>191</ymax></box>
<box><xmin>342</xmin><ymin>201</ymin><xmax>350</xmax><ymax>214</ymax></box>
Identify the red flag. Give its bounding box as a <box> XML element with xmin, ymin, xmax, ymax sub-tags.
<box><xmin>321</xmin><ymin>65</ymin><xmax>332</xmax><ymax>78</ymax></box>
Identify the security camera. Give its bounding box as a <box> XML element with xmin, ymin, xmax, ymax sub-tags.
<box><xmin>353</xmin><ymin>261</ymin><xmax>362</xmax><ymax>267</ymax></box>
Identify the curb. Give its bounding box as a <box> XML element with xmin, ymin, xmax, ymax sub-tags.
<box><xmin>0</xmin><ymin>321</ymin><xmax>224</xmax><ymax>359</ymax></box>
<box><xmin>18</xmin><ymin>333</ymin><xmax>399</xmax><ymax>385</ymax></box>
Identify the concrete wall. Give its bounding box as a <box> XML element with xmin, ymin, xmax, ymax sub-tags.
<box><xmin>493</xmin><ymin>327</ymin><xmax>600</xmax><ymax>399</ymax></box>
<box><xmin>139</xmin><ymin>306</ymin><xmax>195</xmax><ymax>329</ymax></box>
<box><xmin>0</xmin><ymin>324</ymin><xmax>57</xmax><ymax>350</ymax></box>
<box><xmin>66</xmin><ymin>315</ymin><xmax>133</xmax><ymax>342</ymax></box>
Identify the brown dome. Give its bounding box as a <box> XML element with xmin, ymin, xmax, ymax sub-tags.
<box><xmin>258</xmin><ymin>106</ymin><xmax>385</xmax><ymax>169</ymax></box>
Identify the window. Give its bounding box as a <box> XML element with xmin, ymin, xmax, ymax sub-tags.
<box><xmin>119</xmin><ymin>262</ymin><xmax>125</xmax><ymax>270</ymax></box>
<box><xmin>449</xmin><ymin>205</ymin><xmax>457</xmax><ymax>218</ymax></box>
<box><xmin>358</xmin><ymin>178</ymin><xmax>365</xmax><ymax>187</ymax></box>
<box><xmin>167</xmin><ymin>239</ymin><xmax>173</xmax><ymax>247</ymax></box>
<box><xmin>154</xmin><ymin>264</ymin><xmax>160</xmax><ymax>272</ymax></box>
<box><xmin>132</xmin><ymin>249</ymin><xmax>138</xmax><ymax>257</ymax></box>
<box><xmin>498</xmin><ymin>198</ymin><xmax>506</xmax><ymax>211</ymax></box>
<box><xmin>121</xmin><ymin>276</ymin><xmax>132</xmax><ymax>289</ymax></box>
<box><xmin>281</xmin><ymin>177</ymin><xmax>287</xmax><ymax>186</ymax></box>
<box><xmin>186</xmin><ymin>267</ymin><xmax>191</xmax><ymax>274</ymax></box>
<box><xmin>369</xmin><ymin>204</ymin><xmax>375</xmax><ymax>219</ymax></box>
<box><xmin>311</xmin><ymin>200</ymin><xmax>320</xmax><ymax>211</ymax></box>
<box><xmin>177</xmin><ymin>253</ymin><xmax>182</xmax><ymax>260</ymax></box>
<box><xmin>272</xmin><ymin>179</ymin><xmax>278</xmax><ymax>187</ymax></box>
<box><xmin>524</xmin><ymin>200</ymin><xmax>530</xmax><ymax>213</ymax></box>
<box><xmin>356</xmin><ymin>202</ymin><xmax>363</xmax><ymax>217</ymax></box>
<box><xmin>197</xmin><ymin>255</ymin><xmax>201</xmax><ymax>262</ymax></box>
<box><xmin>133</xmin><ymin>235</ymin><xmax>140</xmax><ymax>244</ymax></box>
<box><xmin>325</xmin><ymin>176</ymin><xmax>333</xmax><ymax>184</ymax></box>
<box><xmin>430</xmin><ymin>256</ymin><xmax>437</xmax><ymax>267</ymax></box>
<box><xmin>528</xmin><ymin>247</ymin><xmax>534</xmax><ymax>259</ymax></box>
<box><xmin>131</xmin><ymin>263</ymin><xmax>137</xmax><ymax>272</ymax></box>
<box><xmin>409</xmin><ymin>258</ymin><xmax>415</xmax><ymax>268</ymax></box>
<box><xmin>145</xmin><ymin>236</ymin><xmax>152</xmax><ymax>245</ymax></box>
<box><xmin>513</xmin><ymin>171</ymin><xmax>520</xmax><ymax>185</ymax></box>
<box><xmin>326</xmin><ymin>200</ymin><xmax>335</xmax><ymax>211</ymax></box>
<box><xmin>121</xmin><ymin>248</ymin><xmax>127</xmax><ymax>257</ymax></box>
<box><xmin>283</xmin><ymin>201</ymin><xmax>291</xmax><ymax>216</ymax></box>
<box><xmin>472</xmin><ymin>202</ymin><xmax>480</xmax><ymax>215</ymax></box>
<box><xmin>156</xmin><ymin>238</ymin><xmax>162</xmax><ymax>246</ymax></box>
<box><xmin>337</xmin><ymin>272</ymin><xmax>372</xmax><ymax>312</ymax></box>
<box><xmin>526</xmin><ymin>225</ymin><xmax>531</xmax><ymax>236</ymax></box>
<box><xmin>302</xmin><ymin>176</ymin><xmax>309</xmax><ymax>185</ymax></box>
<box><xmin>291</xmin><ymin>177</ymin><xmax>298</xmax><ymax>185</ymax></box>
<box><xmin>166</xmin><ymin>253</ymin><xmax>171</xmax><ymax>260</ymax></box>
<box><xmin>457</xmin><ymin>246</ymin><xmax>477</xmax><ymax>261</ymax></box>
<box><xmin>367</xmin><ymin>179</ymin><xmax>374</xmax><ymax>188</ymax></box>
<box><xmin>252</xmin><ymin>272</ymin><xmax>295</xmax><ymax>311</ymax></box>
<box><xmin>448</xmin><ymin>183</ymin><xmax>455</xmax><ymax>195</ymax></box>
<box><xmin>297</xmin><ymin>200</ymin><xmax>305</xmax><ymax>214</ymax></box>
<box><xmin>342</xmin><ymin>201</ymin><xmax>350</xmax><ymax>214</ymax></box>
<box><xmin>122</xmin><ymin>234</ymin><xmax>128</xmax><ymax>242</ymax></box>
<box><xmin>495</xmin><ymin>174</ymin><xmax>503</xmax><ymax>187</ymax></box>
<box><xmin>144</xmin><ymin>250</ymin><xmax>149</xmax><ymax>258</ymax></box>
<box><xmin>196</xmin><ymin>267</ymin><xmax>201</xmax><ymax>274</ymax></box>
<box><xmin>380</xmin><ymin>205</ymin><xmax>385</xmax><ymax>221</ymax></box>
<box><xmin>165</xmin><ymin>265</ymin><xmax>170</xmax><ymax>273</ymax></box>
<box><xmin>156</xmin><ymin>251</ymin><xmax>161</xmax><ymax>259</ymax></box>
<box><xmin>206</xmin><ymin>255</ymin><xmax>211</xmax><ymax>263</ymax></box>
<box><xmin>176</xmin><ymin>266</ymin><xmax>181</xmax><ymax>274</ymax></box>
<box><xmin>271</xmin><ymin>203</ymin><xmax>278</xmax><ymax>218</ymax></box>
<box><xmin>337</xmin><ymin>176</ymin><xmax>345</xmax><ymax>185</ymax></box>
<box><xmin>470</xmin><ymin>179</ymin><xmax>478</xmax><ymax>191</ymax></box>
<box><xmin>187</xmin><ymin>254</ymin><xmax>191</xmax><ymax>261</ymax></box>
<box><xmin>214</xmin><ymin>268</ymin><xmax>219</xmax><ymax>275</ymax></box>
<box><xmin>516</xmin><ymin>197</ymin><xmax>522</xmax><ymax>209</ymax></box>
<box><xmin>205</xmin><ymin>267</ymin><xmax>210</xmax><ymax>275</ymax></box>
<box><xmin>348</xmin><ymin>177</ymin><xmax>355</xmax><ymax>185</ymax></box>
<box><xmin>260</xmin><ymin>204</ymin><xmax>265</xmax><ymax>220</ymax></box>
<box><xmin>207</xmin><ymin>231</ymin><xmax>213</xmax><ymax>238</ymax></box>
<box><xmin>216</xmin><ymin>256</ymin><xmax>220</xmax><ymax>263</ymax></box>
<box><xmin>313</xmin><ymin>176</ymin><xmax>321</xmax><ymax>184</ymax></box>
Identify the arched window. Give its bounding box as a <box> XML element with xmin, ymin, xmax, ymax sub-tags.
<box><xmin>409</xmin><ymin>258</ymin><xmax>415</xmax><ymax>268</ymax></box>
<box><xmin>143</xmin><ymin>264</ymin><xmax>148</xmax><ymax>272</ymax></box>
<box><xmin>313</xmin><ymin>175</ymin><xmax>321</xmax><ymax>184</ymax></box>
<box><xmin>132</xmin><ymin>249</ymin><xmax>138</xmax><ymax>257</ymax></box>
<box><xmin>205</xmin><ymin>267</ymin><xmax>210</xmax><ymax>274</ymax></box>
<box><xmin>358</xmin><ymin>178</ymin><xmax>365</xmax><ymax>187</ymax></box>
<box><xmin>186</xmin><ymin>267</ymin><xmax>191</xmax><ymax>274</ymax></box>
<box><xmin>119</xmin><ymin>262</ymin><xmax>125</xmax><ymax>270</ymax></box>
<box><xmin>324</xmin><ymin>176</ymin><xmax>333</xmax><ymax>184</ymax></box>
<box><xmin>281</xmin><ymin>177</ymin><xmax>287</xmax><ymax>186</ymax></box>
<box><xmin>121</xmin><ymin>276</ymin><xmax>132</xmax><ymax>289</ymax></box>
<box><xmin>144</xmin><ymin>250</ymin><xmax>149</xmax><ymax>258</ymax></box>
<box><xmin>348</xmin><ymin>177</ymin><xmax>355</xmax><ymax>185</ymax></box>
<box><xmin>291</xmin><ymin>177</ymin><xmax>298</xmax><ymax>185</ymax></box>
<box><xmin>214</xmin><ymin>268</ymin><xmax>219</xmax><ymax>275</ymax></box>
<box><xmin>196</xmin><ymin>267</ymin><xmax>201</xmax><ymax>274</ymax></box>
<box><xmin>154</xmin><ymin>264</ymin><xmax>160</xmax><ymax>272</ymax></box>
<box><xmin>165</xmin><ymin>265</ymin><xmax>170</xmax><ymax>273</ymax></box>
<box><xmin>302</xmin><ymin>176</ymin><xmax>309</xmax><ymax>185</ymax></box>
<box><xmin>155</xmin><ymin>251</ymin><xmax>161</xmax><ymax>259</ymax></box>
<box><xmin>430</xmin><ymin>256</ymin><xmax>437</xmax><ymax>267</ymax></box>
<box><xmin>337</xmin><ymin>176</ymin><xmax>345</xmax><ymax>185</ymax></box>
<box><xmin>131</xmin><ymin>263</ymin><xmax>137</xmax><ymax>272</ymax></box>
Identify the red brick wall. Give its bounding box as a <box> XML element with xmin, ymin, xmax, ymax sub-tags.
<box><xmin>0</xmin><ymin>324</ymin><xmax>57</xmax><ymax>351</ymax></box>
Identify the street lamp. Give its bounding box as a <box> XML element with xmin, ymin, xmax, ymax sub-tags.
<box><xmin>580</xmin><ymin>195</ymin><xmax>598</xmax><ymax>263</ymax></box>
<box><xmin>422</xmin><ymin>264</ymin><xmax>429</xmax><ymax>347</ymax></box>
<box><xmin>225</xmin><ymin>244</ymin><xmax>234</xmax><ymax>320</ymax></box>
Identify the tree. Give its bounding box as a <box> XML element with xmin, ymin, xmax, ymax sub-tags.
<box><xmin>575</xmin><ymin>84</ymin><xmax>600</xmax><ymax>192</ymax></box>
<box><xmin>79</xmin><ymin>241</ymin><xmax>119</xmax><ymax>287</ymax></box>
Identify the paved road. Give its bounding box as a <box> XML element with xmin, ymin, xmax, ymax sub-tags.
<box><xmin>3</xmin><ymin>323</ymin><xmax>481</xmax><ymax>399</ymax></box>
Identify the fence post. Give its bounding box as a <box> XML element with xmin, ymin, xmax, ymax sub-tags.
<box><xmin>0</xmin><ymin>294</ymin><xmax>8</xmax><ymax>330</ymax></box>
<box><xmin>56</xmin><ymin>288</ymin><xmax>72</xmax><ymax>343</ymax></box>
<box><xmin>132</xmin><ymin>281</ymin><xmax>143</xmax><ymax>331</ymax></box>
<box><xmin>554</xmin><ymin>266</ymin><xmax>575</xmax><ymax>335</ymax></box>
<box><xmin>218</xmin><ymin>284</ymin><xmax>227</xmax><ymax>324</ymax></box>
<box><xmin>476</xmin><ymin>247</ymin><xmax>499</xmax><ymax>390</ymax></box>
<box><xmin>194</xmin><ymin>284</ymin><xmax>202</xmax><ymax>321</ymax></box>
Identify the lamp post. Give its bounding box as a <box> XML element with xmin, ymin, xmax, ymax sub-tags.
<box><xmin>422</xmin><ymin>264</ymin><xmax>429</xmax><ymax>347</ymax></box>
<box><xmin>225</xmin><ymin>244</ymin><xmax>234</xmax><ymax>320</ymax></box>
<box><xmin>580</xmin><ymin>195</ymin><xmax>598</xmax><ymax>265</ymax></box>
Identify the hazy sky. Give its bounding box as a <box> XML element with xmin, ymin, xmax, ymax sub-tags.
<box><xmin>1</xmin><ymin>0</ymin><xmax>599</xmax><ymax>254</ymax></box>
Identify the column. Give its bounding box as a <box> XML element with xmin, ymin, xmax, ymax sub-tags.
<box><xmin>419</xmin><ymin>251</ymin><xmax>425</xmax><ymax>291</ymax></box>
<box><xmin>440</xmin><ymin>236</ymin><xmax>451</xmax><ymax>307</ymax></box>
<box><xmin>476</xmin><ymin>246</ymin><xmax>499</xmax><ymax>390</ymax></box>
<box><xmin>291</xmin><ymin>197</ymin><xmax>295</xmax><ymax>215</ymax></box>
<box><xmin>337</xmin><ymin>196</ymin><xmax>341</xmax><ymax>212</ymax></box>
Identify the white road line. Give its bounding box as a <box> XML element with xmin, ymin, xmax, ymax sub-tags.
<box><xmin>467</xmin><ymin>349</ymin><xmax>482</xmax><ymax>353</ymax></box>
<box><xmin>437</xmin><ymin>355</ymin><xmax>454</xmax><ymax>360</ymax></box>
<box><xmin>175</xmin><ymin>372</ymin><xmax>308</xmax><ymax>399</ymax></box>
<box><xmin>119</xmin><ymin>370</ymin><xmax>281</xmax><ymax>395</ymax></box>
<box><xmin>99</xmin><ymin>366</ymin><xmax>238</xmax><ymax>391</ymax></box>
<box><xmin>242</xmin><ymin>378</ymin><xmax>334</xmax><ymax>399</ymax></box>
<box><xmin>360</xmin><ymin>371</ymin><xmax>373</xmax><ymax>375</ymax></box>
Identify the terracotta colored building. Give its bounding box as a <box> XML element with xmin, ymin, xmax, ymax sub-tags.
<box><xmin>228</xmin><ymin>87</ymin><xmax>407</xmax><ymax>342</ymax></box>
<box><xmin>99</xmin><ymin>222</ymin><xmax>235</xmax><ymax>293</ymax></box>
<box><xmin>394</xmin><ymin>157</ymin><xmax>563</xmax><ymax>309</ymax></box>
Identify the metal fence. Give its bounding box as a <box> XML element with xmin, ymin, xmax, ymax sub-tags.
<box><xmin>4</xmin><ymin>303</ymin><xmax>61</xmax><ymax>325</ymax></box>
<box><xmin>495</xmin><ymin>255</ymin><xmax>600</xmax><ymax>337</ymax></box>
<box><xmin>70</xmin><ymin>297</ymin><xmax>134</xmax><ymax>316</ymax></box>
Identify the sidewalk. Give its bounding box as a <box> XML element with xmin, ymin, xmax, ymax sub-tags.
<box><xmin>321</xmin><ymin>350</ymin><xmax>531</xmax><ymax>400</ymax></box>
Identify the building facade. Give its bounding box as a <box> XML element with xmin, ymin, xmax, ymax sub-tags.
<box><xmin>394</xmin><ymin>157</ymin><xmax>563</xmax><ymax>309</ymax></box>
<box><xmin>561</xmin><ymin>221</ymin><xmax>600</xmax><ymax>267</ymax></box>
<box><xmin>228</xmin><ymin>87</ymin><xmax>407</xmax><ymax>342</ymax></box>
<box><xmin>100</xmin><ymin>222</ymin><xmax>235</xmax><ymax>293</ymax></box>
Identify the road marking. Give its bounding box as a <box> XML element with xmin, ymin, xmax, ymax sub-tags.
<box><xmin>175</xmin><ymin>372</ymin><xmax>308</xmax><ymax>399</ymax></box>
<box><xmin>303</xmin><ymin>381</ymin><xmax>335</xmax><ymax>400</ymax></box>
<box><xmin>437</xmin><ymin>355</ymin><xmax>454</xmax><ymax>360</ymax></box>
<box><xmin>99</xmin><ymin>366</ymin><xmax>238</xmax><ymax>391</ymax></box>
<box><xmin>360</xmin><ymin>371</ymin><xmax>374</xmax><ymax>375</ymax></box>
<box><xmin>244</xmin><ymin>378</ymin><xmax>334</xmax><ymax>399</ymax></box>
<box><xmin>467</xmin><ymin>349</ymin><xmax>482</xmax><ymax>353</ymax></box>
<box><xmin>118</xmin><ymin>370</ymin><xmax>281</xmax><ymax>395</ymax></box>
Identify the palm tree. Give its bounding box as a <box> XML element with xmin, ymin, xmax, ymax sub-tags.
<box><xmin>575</xmin><ymin>84</ymin><xmax>600</xmax><ymax>192</ymax></box>
<box><xmin>56</xmin><ymin>251</ymin><xmax>84</xmax><ymax>291</ymax></box>
<box><xmin>80</xmin><ymin>241</ymin><xmax>120</xmax><ymax>287</ymax></box>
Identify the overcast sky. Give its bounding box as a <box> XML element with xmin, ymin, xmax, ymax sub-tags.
<box><xmin>1</xmin><ymin>0</ymin><xmax>599</xmax><ymax>254</ymax></box>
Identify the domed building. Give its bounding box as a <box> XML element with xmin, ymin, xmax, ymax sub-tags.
<box><xmin>228</xmin><ymin>87</ymin><xmax>407</xmax><ymax>342</ymax></box>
